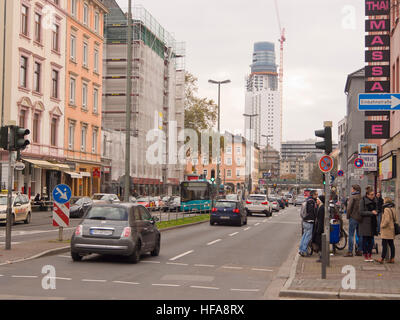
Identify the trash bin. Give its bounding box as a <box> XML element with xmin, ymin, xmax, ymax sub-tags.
<box><xmin>330</xmin><ymin>223</ymin><xmax>340</xmax><ymax>244</ymax></box>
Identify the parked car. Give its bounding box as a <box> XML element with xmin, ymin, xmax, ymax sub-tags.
<box><xmin>268</xmin><ymin>197</ymin><xmax>280</xmax><ymax>212</ymax></box>
<box><xmin>210</xmin><ymin>200</ymin><xmax>247</xmax><ymax>226</ymax></box>
<box><xmin>164</xmin><ymin>196</ymin><xmax>181</xmax><ymax>212</ymax></box>
<box><xmin>70</xmin><ymin>203</ymin><xmax>161</xmax><ymax>263</ymax></box>
<box><xmin>129</xmin><ymin>196</ymin><xmax>137</xmax><ymax>203</ymax></box>
<box><xmin>0</xmin><ymin>193</ymin><xmax>32</xmax><ymax>225</ymax></box>
<box><xmin>92</xmin><ymin>194</ymin><xmax>120</xmax><ymax>204</ymax></box>
<box><xmin>244</xmin><ymin>194</ymin><xmax>272</xmax><ymax>217</ymax></box>
<box><xmin>285</xmin><ymin>194</ymin><xmax>294</xmax><ymax>205</ymax></box>
<box><xmin>70</xmin><ymin>197</ymin><xmax>93</xmax><ymax>218</ymax></box>
<box><xmin>225</xmin><ymin>194</ymin><xmax>240</xmax><ymax>201</ymax></box>
<box><xmin>152</xmin><ymin>196</ymin><xmax>164</xmax><ymax>211</ymax></box>
<box><xmin>136</xmin><ymin>197</ymin><xmax>154</xmax><ymax>210</ymax></box>
<box><xmin>294</xmin><ymin>196</ymin><xmax>306</xmax><ymax>207</ymax></box>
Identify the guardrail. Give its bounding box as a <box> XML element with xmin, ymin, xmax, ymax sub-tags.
<box><xmin>150</xmin><ymin>204</ymin><xmax>210</xmax><ymax>222</ymax></box>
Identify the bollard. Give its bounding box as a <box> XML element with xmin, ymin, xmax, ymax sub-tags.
<box><xmin>321</xmin><ymin>233</ymin><xmax>327</xmax><ymax>279</ymax></box>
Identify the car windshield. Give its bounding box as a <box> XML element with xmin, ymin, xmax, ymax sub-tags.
<box><xmin>0</xmin><ymin>196</ymin><xmax>8</xmax><ymax>205</ymax></box>
<box><xmin>85</xmin><ymin>207</ymin><xmax>128</xmax><ymax>221</ymax></box>
<box><xmin>215</xmin><ymin>201</ymin><xmax>236</xmax><ymax>208</ymax></box>
<box><xmin>226</xmin><ymin>194</ymin><xmax>238</xmax><ymax>200</ymax></box>
<box><xmin>137</xmin><ymin>198</ymin><xmax>149</xmax><ymax>202</ymax></box>
<box><xmin>248</xmin><ymin>196</ymin><xmax>266</xmax><ymax>201</ymax></box>
<box><xmin>74</xmin><ymin>198</ymin><xmax>90</xmax><ymax>206</ymax></box>
<box><xmin>92</xmin><ymin>194</ymin><xmax>107</xmax><ymax>200</ymax></box>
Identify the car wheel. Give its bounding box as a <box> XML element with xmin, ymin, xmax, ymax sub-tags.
<box><xmin>265</xmin><ymin>211</ymin><xmax>269</xmax><ymax>217</ymax></box>
<box><xmin>71</xmin><ymin>251</ymin><xmax>82</xmax><ymax>262</ymax></box>
<box><xmin>128</xmin><ymin>241</ymin><xmax>141</xmax><ymax>264</ymax></box>
<box><xmin>244</xmin><ymin>218</ymin><xmax>247</xmax><ymax>225</ymax></box>
<box><xmin>210</xmin><ymin>220</ymin><xmax>214</xmax><ymax>226</ymax></box>
<box><xmin>24</xmin><ymin>212</ymin><xmax>31</xmax><ymax>224</ymax></box>
<box><xmin>151</xmin><ymin>236</ymin><xmax>160</xmax><ymax>257</ymax></box>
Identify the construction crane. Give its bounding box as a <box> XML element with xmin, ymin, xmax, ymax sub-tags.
<box><xmin>273</xmin><ymin>0</ymin><xmax>286</xmax><ymax>146</ymax></box>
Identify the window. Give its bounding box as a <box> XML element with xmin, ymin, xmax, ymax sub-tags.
<box><xmin>68</xmin><ymin>122</ymin><xmax>75</xmax><ymax>150</ymax></box>
<box><xmin>94</xmin><ymin>49</ymin><xmax>99</xmax><ymax>73</ymax></box>
<box><xmin>82</xmin><ymin>83</ymin><xmax>88</xmax><ymax>109</ymax></box>
<box><xmin>70</xmin><ymin>35</ymin><xmax>76</xmax><ymax>60</ymax></box>
<box><xmin>20</xmin><ymin>56</ymin><xmax>28</xmax><ymax>88</ymax></box>
<box><xmin>83</xmin><ymin>3</ymin><xmax>88</xmax><ymax>25</ymax></box>
<box><xmin>21</xmin><ymin>5</ymin><xmax>29</xmax><ymax>36</ymax></box>
<box><xmin>94</xmin><ymin>12</ymin><xmax>99</xmax><ymax>33</ymax></box>
<box><xmin>93</xmin><ymin>88</ymin><xmax>98</xmax><ymax>113</ymax></box>
<box><xmin>69</xmin><ymin>78</ymin><xmax>76</xmax><ymax>104</ymax></box>
<box><xmin>71</xmin><ymin>0</ymin><xmax>77</xmax><ymax>17</ymax></box>
<box><xmin>50</xmin><ymin>118</ymin><xmax>57</xmax><ymax>146</ymax></box>
<box><xmin>83</xmin><ymin>42</ymin><xmax>88</xmax><ymax>67</ymax></box>
<box><xmin>51</xmin><ymin>70</ymin><xmax>59</xmax><ymax>99</ymax></box>
<box><xmin>236</xmin><ymin>158</ymin><xmax>241</xmax><ymax>165</ymax></box>
<box><xmin>92</xmin><ymin>128</ymin><xmax>97</xmax><ymax>154</ymax></box>
<box><xmin>81</xmin><ymin>125</ymin><xmax>87</xmax><ymax>152</ymax></box>
<box><xmin>32</xmin><ymin>113</ymin><xmax>39</xmax><ymax>143</ymax></box>
<box><xmin>236</xmin><ymin>169</ymin><xmax>240</xmax><ymax>177</ymax></box>
<box><xmin>203</xmin><ymin>169</ymin><xmax>208</xmax><ymax>177</ymax></box>
<box><xmin>202</xmin><ymin>156</ymin><xmax>208</xmax><ymax>165</ymax></box>
<box><xmin>226</xmin><ymin>158</ymin><xmax>232</xmax><ymax>166</ymax></box>
<box><xmin>19</xmin><ymin>110</ymin><xmax>26</xmax><ymax>127</ymax></box>
<box><xmin>33</xmin><ymin>62</ymin><xmax>41</xmax><ymax>93</ymax></box>
<box><xmin>226</xmin><ymin>146</ymin><xmax>232</xmax><ymax>154</ymax></box>
<box><xmin>227</xmin><ymin>170</ymin><xmax>232</xmax><ymax>177</ymax></box>
<box><xmin>34</xmin><ymin>13</ymin><xmax>41</xmax><ymax>42</ymax></box>
<box><xmin>236</xmin><ymin>146</ymin><xmax>241</xmax><ymax>155</ymax></box>
<box><xmin>52</xmin><ymin>24</ymin><xmax>59</xmax><ymax>52</ymax></box>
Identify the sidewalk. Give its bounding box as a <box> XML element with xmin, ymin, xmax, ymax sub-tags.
<box><xmin>280</xmin><ymin>227</ymin><xmax>400</xmax><ymax>299</ymax></box>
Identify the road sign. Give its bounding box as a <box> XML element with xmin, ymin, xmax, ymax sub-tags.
<box><xmin>52</xmin><ymin>184</ymin><xmax>72</xmax><ymax>204</ymax></box>
<box><xmin>319</xmin><ymin>155</ymin><xmax>334</xmax><ymax>173</ymax></box>
<box><xmin>354</xmin><ymin>158</ymin><xmax>364</xmax><ymax>169</ymax></box>
<box><xmin>337</xmin><ymin>170</ymin><xmax>344</xmax><ymax>177</ymax></box>
<box><xmin>53</xmin><ymin>202</ymin><xmax>70</xmax><ymax>228</ymax></box>
<box><xmin>14</xmin><ymin>162</ymin><xmax>25</xmax><ymax>171</ymax></box>
<box><xmin>358</xmin><ymin>93</ymin><xmax>400</xmax><ymax>111</ymax></box>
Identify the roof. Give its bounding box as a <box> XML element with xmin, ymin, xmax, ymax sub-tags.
<box><xmin>345</xmin><ymin>67</ymin><xmax>365</xmax><ymax>94</ymax></box>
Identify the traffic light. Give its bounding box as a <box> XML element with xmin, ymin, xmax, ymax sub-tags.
<box><xmin>0</xmin><ymin>126</ymin><xmax>8</xmax><ymax>150</ymax></box>
<box><xmin>315</xmin><ymin>126</ymin><xmax>332</xmax><ymax>155</ymax></box>
<box><xmin>322</xmin><ymin>174</ymin><xmax>326</xmax><ymax>185</ymax></box>
<box><xmin>11</xmin><ymin>126</ymin><xmax>30</xmax><ymax>151</ymax></box>
<box><xmin>210</xmin><ymin>169</ymin><xmax>215</xmax><ymax>182</ymax></box>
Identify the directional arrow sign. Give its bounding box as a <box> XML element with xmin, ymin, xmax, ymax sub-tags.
<box><xmin>359</xmin><ymin>93</ymin><xmax>400</xmax><ymax>111</ymax></box>
<box><xmin>52</xmin><ymin>184</ymin><xmax>72</xmax><ymax>204</ymax></box>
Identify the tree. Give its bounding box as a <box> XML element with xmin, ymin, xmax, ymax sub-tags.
<box><xmin>310</xmin><ymin>164</ymin><xmax>324</xmax><ymax>185</ymax></box>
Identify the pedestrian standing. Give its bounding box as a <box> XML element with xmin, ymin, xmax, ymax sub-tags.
<box><xmin>344</xmin><ymin>185</ymin><xmax>363</xmax><ymax>257</ymax></box>
<box><xmin>376</xmin><ymin>191</ymin><xmax>384</xmax><ymax>234</ymax></box>
<box><xmin>375</xmin><ymin>197</ymin><xmax>397</xmax><ymax>264</ymax></box>
<box><xmin>359</xmin><ymin>189</ymin><xmax>379</xmax><ymax>262</ymax></box>
<box><xmin>312</xmin><ymin>195</ymin><xmax>325</xmax><ymax>263</ymax></box>
<box><xmin>299</xmin><ymin>190</ymin><xmax>318</xmax><ymax>257</ymax></box>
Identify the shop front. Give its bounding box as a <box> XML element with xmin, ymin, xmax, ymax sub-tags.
<box><xmin>379</xmin><ymin>153</ymin><xmax>397</xmax><ymax>202</ymax></box>
<box><xmin>65</xmin><ymin>163</ymin><xmax>102</xmax><ymax>197</ymax></box>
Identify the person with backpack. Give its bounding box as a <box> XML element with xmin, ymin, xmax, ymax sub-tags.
<box><xmin>375</xmin><ymin>197</ymin><xmax>397</xmax><ymax>264</ymax></box>
<box><xmin>359</xmin><ymin>188</ymin><xmax>379</xmax><ymax>262</ymax></box>
<box><xmin>344</xmin><ymin>185</ymin><xmax>363</xmax><ymax>257</ymax></box>
<box><xmin>299</xmin><ymin>190</ymin><xmax>318</xmax><ymax>257</ymax></box>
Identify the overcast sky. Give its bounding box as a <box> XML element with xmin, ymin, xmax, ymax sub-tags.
<box><xmin>115</xmin><ymin>0</ymin><xmax>365</xmax><ymax>143</ymax></box>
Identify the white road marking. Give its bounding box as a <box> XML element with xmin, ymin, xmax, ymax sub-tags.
<box><xmin>169</xmin><ymin>250</ymin><xmax>194</xmax><ymax>261</ymax></box>
<box><xmin>113</xmin><ymin>281</ymin><xmax>140</xmax><ymax>285</ymax></box>
<box><xmin>166</xmin><ymin>262</ymin><xmax>189</xmax><ymax>266</ymax></box>
<box><xmin>57</xmin><ymin>255</ymin><xmax>71</xmax><ymax>259</ymax></box>
<box><xmin>194</xmin><ymin>264</ymin><xmax>215</xmax><ymax>268</ymax></box>
<box><xmin>141</xmin><ymin>261</ymin><xmax>161</xmax><ymax>264</ymax></box>
<box><xmin>229</xmin><ymin>232</ymin><xmax>239</xmax><ymax>236</ymax></box>
<box><xmin>244</xmin><ymin>227</ymin><xmax>251</xmax><ymax>231</ymax></box>
<box><xmin>82</xmin><ymin>279</ymin><xmax>107</xmax><ymax>283</ymax></box>
<box><xmin>231</xmin><ymin>288</ymin><xmax>260</xmax><ymax>292</ymax></box>
<box><xmin>263</xmin><ymin>219</ymin><xmax>268</xmax><ymax>222</ymax></box>
<box><xmin>255</xmin><ymin>223</ymin><xmax>260</xmax><ymax>226</ymax></box>
<box><xmin>251</xmin><ymin>268</ymin><xmax>273</xmax><ymax>272</ymax></box>
<box><xmin>49</xmin><ymin>277</ymin><xmax>72</xmax><ymax>281</ymax></box>
<box><xmin>11</xmin><ymin>275</ymin><xmax>38</xmax><ymax>279</ymax></box>
<box><xmin>152</xmin><ymin>283</ymin><xmax>180</xmax><ymax>287</ymax></box>
<box><xmin>190</xmin><ymin>286</ymin><xmax>219</xmax><ymax>290</ymax></box>
<box><xmin>207</xmin><ymin>239</ymin><xmax>222</xmax><ymax>246</ymax></box>
<box><xmin>222</xmin><ymin>266</ymin><xmax>243</xmax><ymax>270</ymax></box>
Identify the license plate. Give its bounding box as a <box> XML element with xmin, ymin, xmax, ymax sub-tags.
<box><xmin>220</xmin><ymin>216</ymin><xmax>230</xmax><ymax>220</ymax></box>
<box><xmin>90</xmin><ymin>229</ymin><xmax>113</xmax><ymax>236</ymax></box>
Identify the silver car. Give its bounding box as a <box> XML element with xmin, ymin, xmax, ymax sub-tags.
<box><xmin>70</xmin><ymin>203</ymin><xmax>160</xmax><ymax>263</ymax></box>
<box><xmin>245</xmin><ymin>194</ymin><xmax>272</xmax><ymax>217</ymax></box>
<box><xmin>92</xmin><ymin>193</ymin><xmax>121</xmax><ymax>204</ymax></box>
<box><xmin>268</xmin><ymin>197</ymin><xmax>280</xmax><ymax>212</ymax></box>
<box><xmin>294</xmin><ymin>196</ymin><xmax>306</xmax><ymax>206</ymax></box>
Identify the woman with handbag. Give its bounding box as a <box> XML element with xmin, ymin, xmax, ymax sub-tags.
<box><xmin>375</xmin><ymin>197</ymin><xmax>397</xmax><ymax>264</ymax></box>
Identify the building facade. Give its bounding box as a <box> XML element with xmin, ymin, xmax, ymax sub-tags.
<box><xmin>0</xmin><ymin>0</ymin><xmax>68</xmax><ymax>197</ymax></box>
<box><xmin>64</xmin><ymin>0</ymin><xmax>108</xmax><ymax>197</ymax></box>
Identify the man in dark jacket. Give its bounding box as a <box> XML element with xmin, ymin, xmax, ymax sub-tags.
<box><xmin>312</xmin><ymin>195</ymin><xmax>325</xmax><ymax>262</ymax></box>
<box><xmin>345</xmin><ymin>185</ymin><xmax>362</xmax><ymax>257</ymax></box>
<box><xmin>299</xmin><ymin>190</ymin><xmax>318</xmax><ymax>257</ymax></box>
<box><xmin>376</xmin><ymin>191</ymin><xmax>384</xmax><ymax>234</ymax></box>
<box><xmin>359</xmin><ymin>189</ymin><xmax>378</xmax><ymax>262</ymax></box>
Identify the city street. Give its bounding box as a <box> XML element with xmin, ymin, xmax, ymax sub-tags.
<box><xmin>0</xmin><ymin>206</ymin><xmax>300</xmax><ymax>300</ymax></box>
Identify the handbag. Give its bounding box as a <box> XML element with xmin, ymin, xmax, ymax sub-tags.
<box><xmin>390</xmin><ymin>209</ymin><xmax>400</xmax><ymax>235</ymax></box>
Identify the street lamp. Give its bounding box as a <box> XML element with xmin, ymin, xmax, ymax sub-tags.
<box><xmin>243</xmin><ymin>113</ymin><xmax>259</xmax><ymax>193</ymax></box>
<box><xmin>209</xmin><ymin>79</ymin><xmax>231</xmax><ymax>194</ymax></box>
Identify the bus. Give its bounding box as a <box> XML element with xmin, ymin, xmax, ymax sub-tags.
<box><xmin>180</xmin><ymin>180</ymin><xmax>213</xmax><ymax>212</ymax></box>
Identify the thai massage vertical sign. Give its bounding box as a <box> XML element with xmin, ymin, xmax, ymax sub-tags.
<box><xmin>364</xmin><ymin>0</ymin><xmax>391</xmax><ymax>136</ymax></box>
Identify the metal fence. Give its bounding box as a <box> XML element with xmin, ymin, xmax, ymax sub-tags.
<box><xmin>150</xmin><ymin>205</ymin><xmax>210</xmax><ymax>223</ymax></box>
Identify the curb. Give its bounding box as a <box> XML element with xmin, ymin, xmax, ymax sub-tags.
<box><xmin>0</xmin><ymin>219</ymin><xmax>210</xmax><ymax>265</ymax></box>
<box><xmin>279</xmin><ymin>289</ymin><xmax>400</xmax><ymax>300</ymax></box>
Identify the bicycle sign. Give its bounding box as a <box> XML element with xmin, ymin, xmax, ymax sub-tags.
<box><xmin>319</xmin><ymin>155</ymin><xmax>334</xmax><ymax>173</ymax></box>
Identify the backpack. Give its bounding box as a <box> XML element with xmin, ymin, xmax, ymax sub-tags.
<box><xmin>300</xmin><ymin>201</ymin><xmax>308</xmax><ymax>219</ymax></box>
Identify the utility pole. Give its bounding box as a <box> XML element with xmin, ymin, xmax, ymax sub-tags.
<box><xmin>124</xmin><ymin>0</ymin><xmax>133</xmax><ymax>202</ymax></box>
<box><xmin>243</xmin><ymin>113</ymin><xmax>258</xmax><ymax>193</ymax></box>
<box><xmin>1</xmin><ymin>0</ymin><xmax>6</xmax><ymax>127</ymax></box>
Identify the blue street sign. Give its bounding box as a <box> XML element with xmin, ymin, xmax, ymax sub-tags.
<box><xmin>52</xmin><ymin>184</ymin><xmax>72</xmax><ymax>204</ymax></box>
<box><xmin>358</xmin><ymin>93</ymin><xmax>400</xmax><ymax>111</ymax></box>
<box><xmin>338</xmin><ymin>170</ymin><xmax>344</xmax><ymax>177</ymax></box>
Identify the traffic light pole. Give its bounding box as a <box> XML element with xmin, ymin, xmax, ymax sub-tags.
<box><xmin>5</xmin><ymin>127</ymin><xmax>13</xmax><ymax>250</ymax></box>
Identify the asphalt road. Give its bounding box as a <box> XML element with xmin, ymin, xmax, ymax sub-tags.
<box><xmin>0</xmin><ymin>206</ymin><xmax>301</xmax><ymax>300</ymax></box>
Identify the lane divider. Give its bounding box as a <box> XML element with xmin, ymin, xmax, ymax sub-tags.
<box><xmin>169</xmin><ymin>250</ymin><xmax>194</xmax><ymax>261</ymax></box>
<box><xmin>207</xmin><ymin>239</ymin><xmax>222</xmax><ymax>246</ymax></box>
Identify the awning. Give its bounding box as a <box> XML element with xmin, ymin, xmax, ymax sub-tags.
<box><xmin>65</xmin><ymin>171</ymin><xmax>82</xmax><ymax>179</ymax></box>
<box><xmin>24</xmin><ymin>159</ymin><xmax>59</xmax><ymax>170</ymax></box>
<box><xmin>52</xmin><ymin>163</ymin><xmax>71</xmax><ymax>171</ymax></box>
<box><xmin>80</xmin><ymin>172</ymin><xmax>91</xmax><ymax>177</ymax></box>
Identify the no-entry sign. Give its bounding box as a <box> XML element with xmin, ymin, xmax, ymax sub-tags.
<box><xmin>319</xmin><ymin>155</ymin><xmax>334</xmax><ymax>173</ymax></box>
